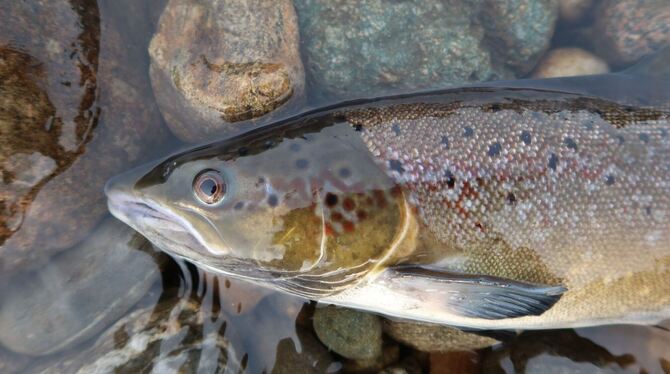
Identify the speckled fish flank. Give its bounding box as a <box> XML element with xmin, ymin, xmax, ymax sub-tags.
<box><xmin>106</xmin><ymin>50</ymin><xmax>670</xmax><ymax>329</ymax></box>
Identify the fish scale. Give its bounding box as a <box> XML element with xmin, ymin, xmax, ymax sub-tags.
<box><xmin>343</xmin><ymin>95</ymin><xmax>670</xmax><ymax>322</ymax></box>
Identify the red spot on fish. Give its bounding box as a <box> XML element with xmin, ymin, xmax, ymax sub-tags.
<box><xmin>373</xmin><ymin>190</ymin><xmax>387</xmax><ymax>208</ymax></box>
<box><xmin>342</xmin><ymin>220</ymin><xmax>355</xmax><ymax>232</ymax></box>
<box><xmin>343</xmin><ymin>198</ymin><xmax>355</xmax><ymax>211</ymax></box>
<box><xmin>356</xmin><ymin>210</ymin><xmax>368</xmax><ymax>220</ymax></box>
<box><xmin>331</xmin><ymin>212</ymin><xmax>344</xmax><ymax>222</ymax></box>
<box><xmin>365</xmin><ymin>196</ymin><xmax>374</xmax><ymax>206</ymax></box>
<box><xmin>324</xmin><ymin>223</ymin><xmax>335</xmax><ymax>236</ymax></box>
<box><xmin>474</xmin><ymin>221</ymin><xmax>485</xmax><ymax>232</ymax></box>
<box><xmin>390</xmin><ymin>185</ymin><xmax>402</xmax><ymax>197</ymax></box>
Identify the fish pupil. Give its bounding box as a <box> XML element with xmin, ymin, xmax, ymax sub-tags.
<box><xmin>201</xmin><ymin>179</ymin><xmax>217</xmax><ymax>196</ymax></box>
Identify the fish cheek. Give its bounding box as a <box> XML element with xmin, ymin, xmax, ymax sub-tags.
<box><xmin>265</xmin><ymin>189</ymin><xmax>406</xmax><ymax>273</ymax></box>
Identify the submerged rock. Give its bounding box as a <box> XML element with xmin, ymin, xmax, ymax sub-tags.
<box><xmin>295</xmin><ymin>0</ymin><xmax>505</xmax><ymax>98</ymax></box>
<box><xmin>429</xmin><ymin>351</ymin><xmax>480</xmax><ymax>374</ymax></box>
<box><xmin>0</xmin><ymin>217</ymin><xmax>165</xmax><ymax>356</ymax></box>
<box><xmin>295</xmin><ymin>0</ymin><xmax>558</xmax><ymax>98</ymax></box>
<box><xmin>559</xmin><ymin>0</ymin><xmax>594</xmax><ymax>23</ymax></box>
<box><xmin>0</xmin><ymin>0</ymin><xmax>168</xmax><ymax>274</ymax></box>
<box><xmin>480</xmin><ymin>0</ymin><xmax>559</xmax><ymax>75</ymax></box>
<box><xmin>149</xmin><ymin>0</ymin><xmax>305</xmax><ymax>143</ymax></box>
<box><xmin>532</xmin><ymin>47</ymin><xmax>609</xmax><ymax>78</ymax></box>
<box><xmin>30</xmin><ymin>299</ymin><xmax>232</xmax><ymax>373</ymax></box>
<box><xmin>593</xmin><ymin>0</ymin><xmax>670</xmax><ymax>66</ymax></box>
<box><xmin>383</xmin><ymin>320</ymin><xmax>499</xmax><ymax>353</ymax></box>
<box><xmin>312</xmin><ymin>306</ymin><xmax>382</xmax><ymax>360</ymax></box>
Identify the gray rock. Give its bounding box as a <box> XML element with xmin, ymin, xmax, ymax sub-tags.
<box><xmin>312</xmin><ymin>306</ymin><xmax>382</xmax><ymax>360</ymax></box>
<box><xmin>593</xmin><ymin>0</ymin><xmax>670</xmax><ymax>66</ymax></box>
<box><xmin>0</xmin><ymin>217</ymin><xmax>165</xmax><ymax>356</ymax></box>
<box><xmin>29</xmin><ymin>299</ymin><xmax>232</xmax><ymax>373</ymax></box>
<box><xmin>295</xmin><ymin>0</ymin><xmax>558</xmax><ymax>98</ymax></box>
<box><xmin>149</xmin><ymin>0</ymin><xmax>305</xmax><ymax>143</ymax></box>
<box><xmin>0</xmin><ymin>0</ymin><xmax>169</xmax><ymax>274</ymax></box>
<box><xmin>295</xmin><ymin>0</ymin><xmax>508</xmax><ymax>98</ymax></box>
<box><xmin>383</xmin><ymin>320</ymin><xmax>499</xmax><ymax>353</ymax></box>
<box><xmin>480</xmin><ymin>0</ymin><xmax>559</xmax><ymax>75</ymax></box>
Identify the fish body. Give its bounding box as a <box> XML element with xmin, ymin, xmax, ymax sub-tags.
<box><xmin>106</xmin><ymin>52</ymin><xmax>670</xmax><ymax>329</ymax></box>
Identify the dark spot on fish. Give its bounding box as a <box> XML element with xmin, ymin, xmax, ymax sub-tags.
<box><xmin>234</xmin><ymin>201</ymin><xmax>244</xmax><ymax>210</ymax></box>
<box><xmin>585</xmin><ymin>120</ymin><xmax>595</xmax><ymax>131</ymax></box>
<box><xmin>615</xmin><ymin>134</ymin><xmax>625</xmax><ymax>145</ymax></box>
<box><xmin>353</xmin><ymin>124</ymin><xmax>363</xmax><ymax>132</ymax></box>
<box><xmin>445</xmin><ymin>169</ymin><xmax>456</xmax><ymax>189</ymax></box>
<box><xmin>392</xmin><ymin>123</ymin><xmax>401</xmax><ymax>136</ymax></box>
<box><xmin>605</xmin><ymin>175</ymin><xmax>616</xmax><ymax>186</ymax></box>
<box><xmin>289</xmin><ymin>143</ymin><xmax>301</xmax><ymax>152</ymax></box>
<box><xmin>548</xmin><ymin>153</ymin><xmax>558</xmax><ymax>171</ymax></box>
<box><xmin>224</xmin><ymin>279</ymin><xmax>231</xmax><ymax>288</ymax></box>
<box><xmin>490</xmin><ymin>104</ymin><xmax>502</xmax><ymax>112</ymax></box>
<box><xmin>325</xmin><ymin>193</ymin><xmax>338</xmax><ymax>207</ymax></box>
<box><xmin>343</xmin><ymin>198</ymin><xmax>355</xmax><ymax>211</ymax></box>
<box><xmin>356</xmin><ymin>210</ymin><xmax>368</xmax><ymax>220</ymax></box>
<box><xmin>463</xmin><ymin>127</ymin><xmax>474</xmax><ymax>138</ymax></box>
<box><xmin>564</xmin><ymin>137</ymin><xmax>578</xmax><ymax>151</ymax></box>
<box><xmin>645</xmin><ymin>206</ymin><xmax>652</xmax><ymax>216</ymax></box>
<box><xmin>267</xmin><ymin>194</ymin><xmax>278</xmax><ymax>207</ymax></box>
<box><xmin>238</xmin><ymin>147</ymin><xmax>249</xmax><ymax>156</ymax></box>
<box><xmin>593</xmin><ymin>109</ymin><xmax>604</xmax><ymax>118</ymax></box>
<box><xmin>506</xmin><ymin>192</ymin><xmax>516</xmax><ymax>205</ymax></box>
<box><xmin>441</xmin><ymin>135</ymin><xmax>450</xmax><ymax>149</ymax></box>
<box><xmin>520</xmin><ymin>131</ymin><xmax>532</xmax><ymax>145</ymax></box>
<box><xmin>338</xmin><ymin>167</ymin><xmax>352</xmax><ymax>178</ymax></box>
<box><xmin>639</xmin><ymin>133</ymin><xmax>650</xmax><ymax>143</ymax></box>
<box><xmin>295</xmin><ymin>159</ymin><xmax>309</xmax><ymax>169</ymax></box>
<box><xmin>331</xmin><ymin>212</ymin><xmax>343</xmax><ymax>222</ymax></box>
<box><xmin>488</xmin><ymin>142</ymin><xmax>502</xmax><ymax>157</ymax></box>
<box><xmin>389</xmin><ymin>159</ymin><xmax>405</xmax><ymax>174</ymax></box>
<box><xmin>237</xmin><ymin>303</ymin><xmax>242</xmax><ymax>314</ymax></box>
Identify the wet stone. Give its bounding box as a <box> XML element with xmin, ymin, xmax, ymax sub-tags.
<box><xmin>479</xmin><ymin>0</ymin><xmax>559</xmax><ymax>76</ymax></box>
<box><xmin>294</xmin><ymin>0</ymin><xmax>515</xmax><ymax>98</ymax></box>
<box><xmin>559</xmin><ymin>0</ymin><xmax>594</xmax><ymax>23</ymax></box>
<box><xmin>429</xmin><ymin>351</ymin><xmax>481</xmax><ymax>374</ymax></box>
<box><xmin>29</xmin><ymin>299</ymin><xmax>232</xmax><ymax>373</ymax></box>
<box><xmin>593</xmin><ymin>0</ymin><xmax>670</xmax><ymax>66</ymax></box>
<box><xmin>0</xmin><ymin>217</ymin><xmax>166</xmax><ymax>356</ymax></box>
<box><xmin>149</xmin><ymin>0</ymin><xmax>305</xmax><ymax>143</ymax></box>
<box><xmin>383</xmin><ymin>320</ymin><xmax>499</xmax><ymax>353</ymax></box>
<box><xmin>0</xmin><ymin>0</ymin><xmax>168</xmax><ymax>275</ymax></box>
<box><xmin>312</xmin><ymin>306</ymin><xmax>383</xmax><ymax>360</ymax></box>
<box><xmin>532</xmin><ymin>48</ymin><xmax>609</xmax><ymax>78</ymax></box>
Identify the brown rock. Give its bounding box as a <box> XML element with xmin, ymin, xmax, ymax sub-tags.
<box><xmin>593</xmin><ymin>0</ymin><xmax>670</xmax><ymax>66</ymax></box>
<box><xmin>149</xmin><ymin>0</ymin><xmax>305</xmax><ymax>143</ymax></box>
<box><xmin>383</xmin><ymin>320</ymin><xmax>499</xmax><ymax>353</ymax></box>
<box><xmin>429</xmin><ymin>351</ymin><xmax>480</xmax><ymax>374</ymax></box>
<box><xmin>0</xmin><ymin>0</ymin><xmax>169</xmax><ymax>274</ymax></box>
<box><xmin>559</xmin><ymin>0</ymin><xmax>593</xmax><ymax>23</ymax></box>
<box><xmin>532</xmin><ymin>47</ymin><xmax>609</xmax><ymax>78</ymax></box>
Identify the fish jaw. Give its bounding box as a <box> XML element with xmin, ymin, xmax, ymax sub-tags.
<box><xmin>104</xmin><ymin>166</ymin><xmax>232</xmax><ymax>259</ymax></box>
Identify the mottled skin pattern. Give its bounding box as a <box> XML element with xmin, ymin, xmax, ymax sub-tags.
<box><xmin>344</xmin><ymin>92</ymin><xmax>670</xmax><ymax>326</ymax></box>
<box><xmin>107</xmin><ymin>79</ymin><xmax>670</xmax><ymax>329</ymax></box>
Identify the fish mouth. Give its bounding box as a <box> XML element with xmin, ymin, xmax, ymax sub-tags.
<box><xmin>105</xmin><ymin>190</ymin><xmax>215</xmax><ymax>258</ymax></box>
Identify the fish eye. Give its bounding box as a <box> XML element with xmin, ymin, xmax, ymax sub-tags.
<box><xmin>193</xmin><ymin>169</ymin><xmax>226</xmax><ymax>205</ymax></box>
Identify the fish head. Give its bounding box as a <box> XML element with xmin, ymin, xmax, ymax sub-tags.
<box><xmin>105</xmin><ymin>118</ymin><xmax>411</xmax><ymax>295</ymax></box>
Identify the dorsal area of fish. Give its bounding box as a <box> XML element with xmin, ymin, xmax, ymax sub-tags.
<box><xmin>342</xmin><ymin>90</ymin><xmax>670</xmax><ymax>293</ymax></box>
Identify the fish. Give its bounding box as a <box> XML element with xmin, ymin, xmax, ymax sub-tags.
<box><xmin>106</xmin><ymin>49</ymin><xmax>670</xmax><ymax>330</ymax></box>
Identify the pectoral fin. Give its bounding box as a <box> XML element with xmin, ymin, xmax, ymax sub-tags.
<box><xmin>385</xmin><ymin>266</ymin><xmax>566</xmax><ymax>320</ymax></box>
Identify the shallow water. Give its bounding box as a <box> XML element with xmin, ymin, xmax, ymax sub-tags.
<box><xmin>1</xmin><ymin>0</ymin><xmax>670</xmax><ymax>373</ymax></box>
